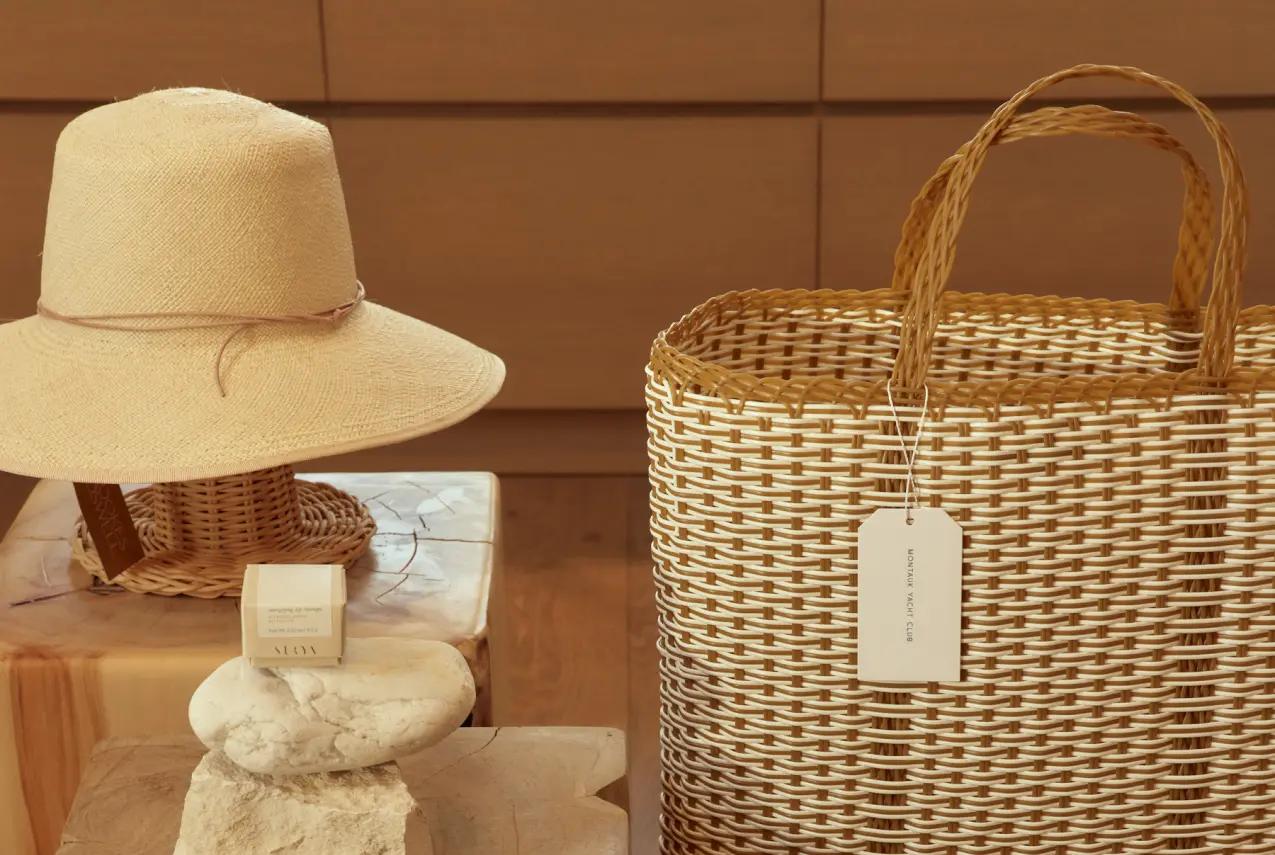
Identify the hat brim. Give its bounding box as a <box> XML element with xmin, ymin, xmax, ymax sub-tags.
<box><xmin>0</xmin><ymin>301</ymin><xmax>505</xmax><ymax>483</ymax></box>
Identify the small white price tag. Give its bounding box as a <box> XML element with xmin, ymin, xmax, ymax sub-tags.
<box><xmin>856</xmin><ymin>507</ymin><xmax>963</xmax><ymax>683</ymax></box>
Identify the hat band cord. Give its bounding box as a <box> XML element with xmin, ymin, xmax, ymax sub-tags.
<box><xmin>15</xmin><ymin>281</ymin><xmax>366</xmax><ymax>397</ymax></box>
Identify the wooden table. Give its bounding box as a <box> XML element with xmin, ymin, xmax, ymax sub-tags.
<box><xmin>0</xmin><ymin>472</ymin><xmax>500</xmax><ymax>855</ymax></box>
<box><xmin>57</xmin><ymin>727</ymin><xmax>627</xmax><ymax>854</ymax></box>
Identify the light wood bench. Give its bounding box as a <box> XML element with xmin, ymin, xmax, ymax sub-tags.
<box><xmin>57</xmin><ymin>728</ymin><xmax>627</xmax><ymax>854</ymax></box>
<box><xmin>0</xmin><ymin>472</ymin><xmax>500</xmax><ymax>855</ymax></box>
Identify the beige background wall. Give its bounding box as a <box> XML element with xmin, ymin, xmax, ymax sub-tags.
<box><xmin>1</xmin><ymin>1</ymin><xmax>1273</xmax><ymax>476</ymax></box>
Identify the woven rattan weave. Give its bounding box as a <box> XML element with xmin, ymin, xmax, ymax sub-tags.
<box><xmin>647</xmin><ymin>65</ymin><xmax>1275</xmax><ymax>854</ymax></box>
<box><xmin>73</xmin><ymin>465</ymin><xmax>375</xmax><ymax>598</ymax></box>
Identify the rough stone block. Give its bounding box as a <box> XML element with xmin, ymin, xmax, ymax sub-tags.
<box><xmin>172</xmin><ymin>750</ymin><xmax>417</xmax><ymax>855</ymax></box>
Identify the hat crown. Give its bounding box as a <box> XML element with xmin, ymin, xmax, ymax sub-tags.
<box><xmin>40</xmin><ymin>88</ymin><xmax>357</xmax><ymax>317</ymax></box>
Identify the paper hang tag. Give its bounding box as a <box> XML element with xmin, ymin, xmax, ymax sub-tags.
<box><xmin>856</xmin><ymin>507</ymin><xmax>963</xmax><ymax>683</ymax></box>
<box><xmin>73</xmin><ymin>483</ymin><xmax>145</xmax><ymax>580</ymax></box>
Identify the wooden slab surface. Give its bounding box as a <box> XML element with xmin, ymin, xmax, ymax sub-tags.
<box><xmin>57</xmin><ymin>728</ymin><xmax>627</xmax><ymax>855</ymax></box>
<box><xmin>0</xmin><ymin>472</ymin><xmax>500</xmax><ymax>855</ymax></box>
<box><xmin>824</xmin><ymin>0</ymin><xmax>1275</xmax><ymax>101</ymax></box>
<box><xmin>0</xmin><ymin>0</ymin><xmax>325</xmax><ymax>101</ymax></box>
<box><xmin>330</xmin><ymin>115</ymin><xmax>817</xmax><ymax>409</ymax></box>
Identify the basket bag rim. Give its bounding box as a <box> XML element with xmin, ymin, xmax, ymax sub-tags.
<box><xmin>648</xmin><ymin>288</ymin><xmax>1275</xmax><ymax>417</ymax></box>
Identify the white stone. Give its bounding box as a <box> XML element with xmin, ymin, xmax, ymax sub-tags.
<box><xmin>189</xmin><ymin>637</ymin><xmax>475</xmax><ymax>775</ymax></box>
<box><xmin>172</xmin><ymin>749</ymin><xmax>418</xmax><ymax>855</ymax></box>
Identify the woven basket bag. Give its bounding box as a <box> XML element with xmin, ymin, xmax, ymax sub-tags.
<box><xmin>646</xmin><ymin>64</ymin><xmax>1275</xmax><ymax>855</ymax></box>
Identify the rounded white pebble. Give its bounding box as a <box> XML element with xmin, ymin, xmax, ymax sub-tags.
<box><xmin>189</xmin><ymin>637</ymin><xmax>475</xmax><ymax>775</ymax></box>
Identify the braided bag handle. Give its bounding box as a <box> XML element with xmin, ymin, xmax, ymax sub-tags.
<box><xmin>891</xmin><ymin>64</ymin><xmax>1248</xmax><ymax>390</ymax></box>
<box><xmin>893</xmin><ymin>104</ymin><xmax>1214</xmax><ymax>316</ymax></box>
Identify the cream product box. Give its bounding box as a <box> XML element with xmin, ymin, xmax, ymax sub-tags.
<box><xmin>241</xmin><ymin>564</ymin><xmax>346</xmax><ymax>668</ymax></box>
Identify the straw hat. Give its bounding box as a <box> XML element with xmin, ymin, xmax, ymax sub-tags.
<box><xmin>0</xmin><ymin>88</ymin><xmax>505</xmax><ymax>483</ymax></box>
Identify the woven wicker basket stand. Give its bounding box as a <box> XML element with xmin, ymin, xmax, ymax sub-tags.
<box><xmin>73</xmin><ymin>465</ymin><xmax>375</xmax><ymax>598</ymax></box>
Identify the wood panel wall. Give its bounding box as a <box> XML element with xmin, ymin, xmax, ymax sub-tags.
<box><xmin>1</xmin><ymin>2</ymin><xmax>1273</xmax><ymax>474</ymax></box>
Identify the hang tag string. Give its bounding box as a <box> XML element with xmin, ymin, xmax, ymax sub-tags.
<box><xmin>885</xmin><ymin>383</ymin><xmax>930</xmax><ymax>523</ymax></box>
<box><xmin>5</xmin><ymin>281</ymin><xmax>366</xmax><ymax>397</ymax></box>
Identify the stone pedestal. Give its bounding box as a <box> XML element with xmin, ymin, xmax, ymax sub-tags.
<box><xmin>0</xmin><ymin>472</ymin><xmax>501</xmax><ymax>855</ymax></box>
<box><xmin>56</xmin><ymin>728</ymin><xmax>628</xmax><ymax>855</ymax></box>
